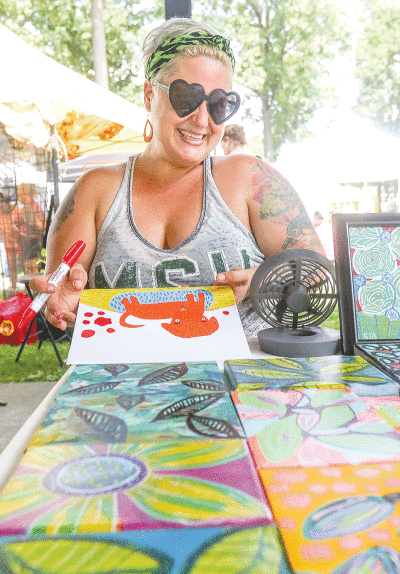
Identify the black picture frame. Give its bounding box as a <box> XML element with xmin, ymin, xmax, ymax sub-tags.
<box><xmin>333</xmin><ymin>212</ymin><xmax>400</xmax><ymax>358</ymax></box>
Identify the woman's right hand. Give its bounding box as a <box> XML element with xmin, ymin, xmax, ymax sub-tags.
<box><xmin>29</xmin><ymin>263</ymin><xmax>87</xmax><ymax>330</ymax></box>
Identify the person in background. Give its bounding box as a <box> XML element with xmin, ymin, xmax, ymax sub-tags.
<box><xmin>312</xmin><ymin>210</ymin><xmax>324</xmax><ymax>228</ymax></box>
<box><xmin>221</xmin><ymin>124</ymin><xmax>248</xmax><ymax>155</ymax></box>
<box><xmin>13</xmin><ymin>183</ymin><xmax>45</xmax><ymax>274</ymax></box>
<box><xmin>0</xmin><ymin>193</ymin><xmax>20</xmax><ymax>289</ymax></box>
<box><xmin>313</xmin><ymin>210</ymin><xmax>334</xmax><ymax>262</ymax></box>
<box><xmin>30</xmin><ymin>18</ymin><xmax>325</xmax><ymax>338</ymax></box>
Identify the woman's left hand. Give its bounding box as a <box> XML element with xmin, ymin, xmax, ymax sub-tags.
<box><xmin>213</xmin><ymin>267</ymin><xmax>258</xmax><ymax>304</ymax></box>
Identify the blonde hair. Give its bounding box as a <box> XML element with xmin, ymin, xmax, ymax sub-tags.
<box><xmin>142</xmin><ymin>18</ymin><xmax>233</xmax><ymax>83</ymax></box>
<box><xmin>223</xmin><ymin>124</ymin><xmax>247</xmax><ymax>145</ymax></box>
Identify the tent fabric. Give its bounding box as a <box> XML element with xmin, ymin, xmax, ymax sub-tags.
<box><xmin>0</xmin><ymin>25</ymin><xmax>147</xmax><ymax>159</ymax></box>
<box><xmin>274</xmin><ymin>111</ymin><xmax>400</xmax><ymax>185</ymax></box>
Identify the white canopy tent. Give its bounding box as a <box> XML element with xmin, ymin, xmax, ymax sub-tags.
<box><xmin>0</xmin><ymin>24</ymin><xmax>147</xmax><ymax>160</ymax></box>
<box><xmin>273</xmin><ymin>110</ymin><xmax>400</xmax><ymax>215</ymax></box>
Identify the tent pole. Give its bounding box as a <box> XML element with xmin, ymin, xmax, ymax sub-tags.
<box><xmin>51</xmin><ymin>124</ymin><xmax>60</xmax><ymax>212</ymax></box>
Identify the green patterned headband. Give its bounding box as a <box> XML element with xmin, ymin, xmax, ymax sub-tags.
<box><xmin>145</xmin><ymin>30</ymin><xmax>235</xmax><ymax>79</ymax></box>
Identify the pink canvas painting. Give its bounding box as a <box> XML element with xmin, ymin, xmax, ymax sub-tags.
<box><xmin>231</xmin><ymin>388</ymin><xmax>400</xmax><ymax>468</ymax></box>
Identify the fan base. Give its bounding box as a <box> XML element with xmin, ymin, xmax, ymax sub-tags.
<box><xmin>257</xmin><ymin>326</ymin><xmax>341</xmax><ymax>358</ymax></box>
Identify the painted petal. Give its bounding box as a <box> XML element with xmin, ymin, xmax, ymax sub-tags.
<box><xmin>29</xmin><ymin>495</ymin><xmax>114</xmax><ymax>536</ymax></box>
<box><xmin>139</xmin><ymin>440</ymin><xmax>246</xmax><ymax>470</ymax></box>
<box><xmin>134</xmin><ymin>475</ymin><xmax>266</xmax><ymax>523</ymax></box>
<box><xmin>296</xmin><ymin>411</ymin><xmax>320</xmax><ymax>432</ymax></box>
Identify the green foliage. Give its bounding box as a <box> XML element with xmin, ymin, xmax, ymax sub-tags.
<box><xmin>0</xmin><ymin>340</ymin><xmax>70</xmax><ymax>383</ymax></box>
<box><xmin>355</xmin><ymin>0</ymin><xmax>400</xmax><ymax>135</ymax></box>
<box><xmin>199</xmin><ymin>0</ymin><xmax>350</xmax><ymax>160</ymax></box>
<box><xmin>0</xmin><ymin>0</ymin><xmax>164</xmax><ymax>105</ymax></box>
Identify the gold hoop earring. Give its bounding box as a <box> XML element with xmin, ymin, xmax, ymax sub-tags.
<box><xmin>143</xmin><ymin>116</ymin><xmax>153</xmax><ymax>142</ymax></box>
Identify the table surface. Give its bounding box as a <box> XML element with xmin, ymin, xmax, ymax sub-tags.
<box><xmin>0</xmin><ymin>336</ymin><xmax>266</xmax><ymax>490</ymax></box>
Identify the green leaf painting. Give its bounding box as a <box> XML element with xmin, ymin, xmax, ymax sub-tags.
<box><xmin>0</xmin><ymin>538</ymin><xmax>173</xmax><ymax>574</ymax></box>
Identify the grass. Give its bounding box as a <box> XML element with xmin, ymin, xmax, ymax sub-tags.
<box><xmin>0</xmin><ymin>340</ymin><xmax>70</xmax><ymax>384</ymax></box>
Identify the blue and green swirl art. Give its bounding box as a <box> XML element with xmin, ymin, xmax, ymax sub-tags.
<box><xmin>350</xmin><ymin>225</ymin><xmax>400</xmax><ymax>339</ymax></box>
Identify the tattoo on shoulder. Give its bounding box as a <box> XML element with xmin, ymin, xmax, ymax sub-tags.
<box><xmin>282</xmin><ymin>208</ymin><xmax>315</xmax><ymax>249</ymax></box>
<box><xmin>251</xmin><ymin>159</ymin><xmax>301</xmax><ymax>220</ymax></box>
<box><xmin>50</xmin><ymin>183</ymin><xmax>77</xmax><ymax>235</ymax></box>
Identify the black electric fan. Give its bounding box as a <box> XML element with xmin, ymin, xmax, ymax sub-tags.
<box><xmin>250</xmin><ymin>249</ymin><xmax>341</xmax><ymax>357</ymax></box>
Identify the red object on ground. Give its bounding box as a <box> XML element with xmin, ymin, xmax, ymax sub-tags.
<box><xmin>0</xmin><ymin>292</ymin><xmax>38</xmax><ymax>346</ymax></box>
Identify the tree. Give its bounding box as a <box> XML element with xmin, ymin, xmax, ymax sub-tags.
<box><xmin>198</xmin><ymin>0</ymin><xmax>349</xmax><ymax>160</ymax></box>
<box><xmin>355</xmin><ymin>0</ymin><xmax>400</xmax><ymax>135</ymax></box>
<box><xmin>0</xmin><ymin>0</ymin><xmax>164</xmax><ymax>105</ymax></box>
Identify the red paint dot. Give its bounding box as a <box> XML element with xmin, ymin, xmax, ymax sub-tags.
<box><xmin>81</xmin><ymin>329</ymin><xmax>95</xmax><ymax>338</ymax></box>
<box><xmin>94</xmin><ymin>317</ymin><xmax>112</xmax><ymax>327</ymax></box>
<box><xmin>98</xmin><ymin>311</ymin><xmax>105</xmax><ymax>315</ymax></box>
<box><xmin>83</xmin><ymin>320</ymin><xmax>90</xmax><ymax>324</ymax></box>
<box><xmin>84</xmin><ymin>312</ymin><xmax>93</xmax><ymax>317</ymax></box>
<box><xmin>223</xmin><ymin>311</ymin><xmax>229</xmax><ymax>315</ymax></box>
<box><xmin>107</xmin><ymin>328</ymin><xmax>115</xmax><ymax>333</ymax></box>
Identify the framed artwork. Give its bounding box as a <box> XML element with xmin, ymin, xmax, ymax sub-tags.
<box><xmin>333</xmin><ymin>212</ymin><xmax>400</xmax><ymax>382</ymax></box>
<box><xmin>67</xmin><ymin>287</ymin><xmax>252</xmax><ymax>365</ymax></box>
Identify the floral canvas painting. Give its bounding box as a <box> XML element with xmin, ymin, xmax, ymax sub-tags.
<box><xmin>0</xmin><ymin>441</ymin><xmax>272</xmax><ymax>536</ymax></box>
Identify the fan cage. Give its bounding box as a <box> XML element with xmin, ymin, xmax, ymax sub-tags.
<box><xmin>252</xmin><ymin>256</ymin><xmax>337</xmax><ymax>329</ymax></box>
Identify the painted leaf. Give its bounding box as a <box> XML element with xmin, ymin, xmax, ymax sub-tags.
<box><xmin>62</xmin><ymin>380</ymin><xmax>123</xmax><ymax>395</ymax></box>
<box><xmin>236</xmin><ymin>393</ymin><xmax>287</xmax><ymax>415</ymax></box>
<box><xmin>115</xmin><ymin>394</ymin><xmax>145</xmax><ymax>411</ymax></box>
<box><xmin>103</xmin><ymin>364</ymin><xmax>130</xmax><ymax>376</ymax></box>
<box><xmin>182</xmin><ymin>524</ymin><xmax>288</xmax><ymax>574</ymax></box>
<box><xmin>331</xmin><ymin>545</ymin><xmax>400</xmax><ymax>574</ymax></box>
<box><xmin>152</xmin><ymin>393</ymin><xmax>225</xmax><ymax>421</ymax></box>
<box><xmin>317</xmin><ymin>433</ymin><xmax>400</xmax><ymax>455</ymax></box>
<box><xmin>74</xmin><ymin>407</ymin><xmax>128</xmax><ymax>442</ymax></box>
<box><xmin>257</xmin><ymin>414</ymin><xmax>303</xmax><ymax>463</ymax></box>
<box><xmin>181</xmin><ymin>379</ymin><xmax>226</xmax><ymax>391</ymax></box>
<box><xmin>260</xmin><ymin>358</ymin><xmax>305</xmax><ymax>370</ymax></box>
<box><xmin>351</xmin><ymin>421</ymin><xmax>400</xmax><ymax>434</ymax></box>
<box><xmin>376</xmin><ymin>405</ymin><xmax>400</xmax><ymax>426</ymax></box>
<box><xmin>303</xmin><ymin>495</ymin><xmax>394</xmax><ymax>540</ymax></box>
<box><xmin>320</xmin><ymin>361</ymin><xmax>366</xmax><ymax>376</ymax></box>
<box><xmin>134</xmin><ymin>475</ymin><xmax>267</xmax><ymax>523</ymax></box>
<box><xmin>310</xmin><ymin>405</ymin><xmax>356</xmax><ymax>433</ymax></box>
<box><xmin>242</xmin><ymin>369</ymin><xmax>307</xmax><ymax>381</ymax></box>
<box><xmin>309</xmin><ymin>389</ymin><xmax>348</xmax><ymax>408</ymax></box>
<box><xmin>138</xmin><ymin>363</ymin><xmax>188</xmax><ymax>386</ymax></box>
<box><xmin>186</xmin><ymin>413</ymin><xmax>243</xmax><ymax>438</ymax></box>
<box><xmin>0</xmin><ymin>538</ymin><xmax>173</xmax><ymax>574</ymax></box>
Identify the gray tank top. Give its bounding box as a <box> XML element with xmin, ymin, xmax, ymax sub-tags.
<box><xmin>89</xmin><ymin>154</ymin><xmax>266</xmax><ymax>336</ymax></box>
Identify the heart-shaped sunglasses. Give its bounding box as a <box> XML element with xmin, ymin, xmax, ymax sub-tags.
<box><xmin>153</xmin><ymin>79</ymin><xmax>241</xmax><ymax>125</ymax></box>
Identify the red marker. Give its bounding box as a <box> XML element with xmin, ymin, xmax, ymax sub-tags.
<box><xmin>18</xmin><ymin>240</ymin><xmax>86</xmax><ymax>329</ymax></box>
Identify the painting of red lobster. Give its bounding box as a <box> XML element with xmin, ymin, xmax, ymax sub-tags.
<box><xmin>119</xmin><ymin>292</ymin><xmax>219</xmax><ymax>338</ymax></box>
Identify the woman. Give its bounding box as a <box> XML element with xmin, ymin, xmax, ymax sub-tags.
<box><xmin>31</xmin><ymin>18</ymin><xmax>324</xmax><ymax>337</ymax></box>
<box><xmin>221</xmin><ymin>124</ymin><xmax>248</xmax><ymax>156</ymax></box>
